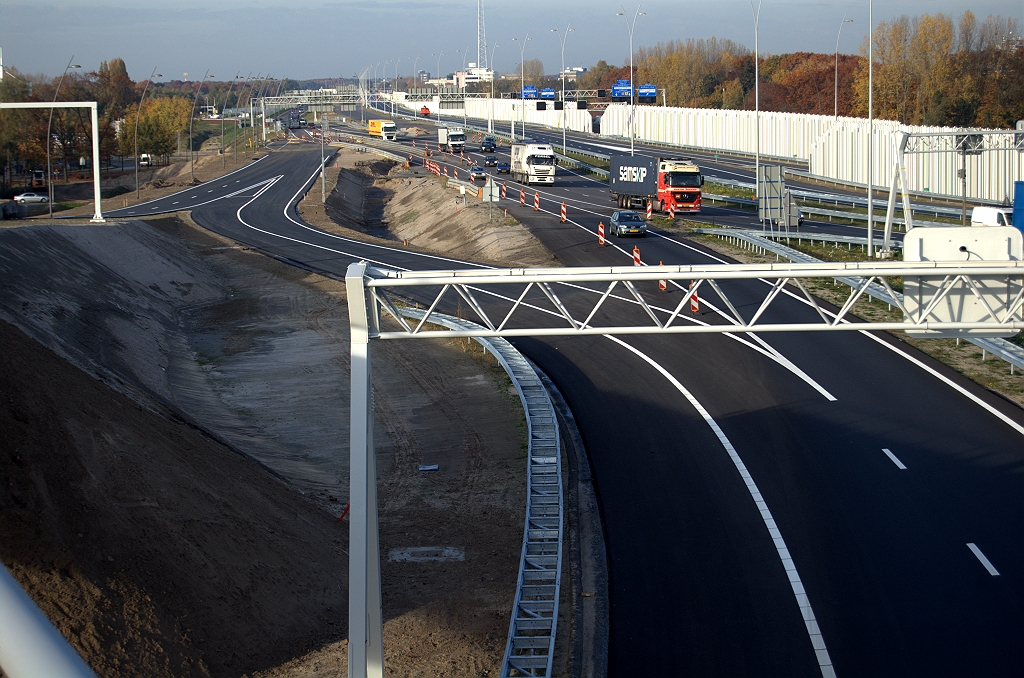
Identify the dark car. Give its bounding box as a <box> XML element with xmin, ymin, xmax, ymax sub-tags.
<box><xmin>483</xmin><ymin>155</ymin><xmax>497</xmax><ymax>167</ymax></box>
<box><xmin>481</xmin><ymin>136</ymin><xmax>496</xmax><ymax>152</ymax></box>
<box><xmin>610</xmin><ymin>210</ymin><xmax>647</xmax><ymax>237</ymax></box>
<box><xmin>469</xmin><ymin>165</ymin><xmax>488</xmax><ymax>181</ymax></box>
<box><xmin>496</xmin><ymin>161</ymin><xmax>510</xmax><ymax>174</ymax></box>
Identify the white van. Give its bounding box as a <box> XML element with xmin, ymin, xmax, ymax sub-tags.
<box><xmin>971</xmin><ymin>206</ymin><xmax>1013</xmax><ymax>227</ymax></box>
<box><xmin>139</xmin><ymin>154</ymin><xmax>152</xmax><ymax>167</ymax></box>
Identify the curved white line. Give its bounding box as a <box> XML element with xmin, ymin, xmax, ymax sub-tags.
<box><xmin>606</xmin><ymin>334</ymin><xmax>837</xmax><ymax>678</ymax></box>
<box><xmin>107</xmin><ymin>156</ymin><xmax>266</xmax><ymax>214</ymax></box>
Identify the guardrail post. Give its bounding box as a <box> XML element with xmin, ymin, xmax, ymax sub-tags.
<box><xmin>345</xmin><ymin>262</ymin><xmax>384</xmax><ymax>678</ymax></box>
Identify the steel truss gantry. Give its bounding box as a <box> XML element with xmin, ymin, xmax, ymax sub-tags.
<box><xmin>345</xmin><ymin>258</ymin><xmax>1023</xmax><ymax>678</ymax></box>
<box><xmin>881</xmin><ymin>129</ymin><xmax>1024</xmax><ymax>256</ymax></box>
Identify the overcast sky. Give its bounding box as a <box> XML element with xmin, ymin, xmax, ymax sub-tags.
<box><xmin>2</xmin><ymin>0</ymin><xmax>1022</xmax><ymax>83</ymax></box>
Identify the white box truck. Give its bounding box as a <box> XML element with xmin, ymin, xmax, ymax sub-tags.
<box><xmin>438</xmin><ymin>124</ymin><xmax>465</xmax><ymax>153</ymax></box>
<box><xmin>510</xmin><ymin>142</ymin><xmax>556</xmax><ymax>185</ymax></box>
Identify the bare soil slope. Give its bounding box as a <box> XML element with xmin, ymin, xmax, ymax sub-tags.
<box><xmin>0</xmin><ymin>215</ymin><xmax>527</xmax><ymax>677</ymax></box>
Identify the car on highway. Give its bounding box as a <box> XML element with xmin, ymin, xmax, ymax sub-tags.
<box><xmin>469</xmin><ymin>166</ymin><xmax>488</xmax><ymax>181</ymax></box>
<box><xmin>481</xmin><ymin>136</ymin><xmax>496</xmax><ymax>152</ymax></box>
<box><xmin>12</xmin><ymin>192</ymin><xmax>48</xmax><ymax>204</ymax></box>
<box><xmin>610</xmin><ymin>210</ymin><xmax>647</xmax><ymax>237</ymax></box>
<box><xmin>496</xmin><ymin>161</ymin><xmax>510</xmax><ymax>174</ymax></box>
<box><xmin>483</xmin><ymin>155</ymin><xmax>497</xmax><ymax>167</ymax></box>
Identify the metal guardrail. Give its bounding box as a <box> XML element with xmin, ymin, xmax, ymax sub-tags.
<box><xmin>400</xmin><ymin>309</ymin><xmax>563</xmax><ymax>678</ymax></box>
<box><xmin>693</xmin><ymin>227</ymin><xmax>1024</xmax><ymax>372</ymax></box>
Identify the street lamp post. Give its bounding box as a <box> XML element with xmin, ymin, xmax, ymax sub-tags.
<box><xmin>47</xmin><ymin>56</ymin><xmax>80</xmax><ymax>217</ymax></box>
<box><xmin>835</xmin><ymin>15</ymin><xmax>853</xmax><ymax>119</ymax></box>
<box><xmin>616</xmin><ymin>6</ymin><xmax>645</xmax><ymax>156</ymax></box>
<box><xmin>459</xmin><ymin>45</ymin><xmax>469</xmax><ymax>128</ymax></box>
<box><xmin>432</xmin><ymin>52</ymin><xmax>444</xmax><ymax>124</ymax></box>
<box><xmin>551</xmin><ymin>24</ymin><xmax>574</xmax><ymax>155</ymax></box>
<box><xmin>189</xmin><ymin>70</ymin><xmax>213</xmax><ymax>183</ymax></box>
<box><xmin>410</xmin><ymin>55</ymin><xmax>420</xmax><ymax>117</ymax></box>
<box><xmin>134</xmin><ymin>67</ymin><xmax>162</xmax><ymax>201</ymax></box>
<box><xmin>512</xmin><ymin>35</ymin><xmax>531</xmax><ymax>140</ymax></box>
<box><xmin>393</xmin><ymin>58</ymin><xmax>401</xmax><ymax>118</ymax></box>
<box><xmin>867</xmin><ymin>0</ymin><xmax>874</xmax><ymax>258</ymax></box>
<box><xmin>236</xmin><ymin>72</ymin><xmax>253</xmax><ymax>164</ymax></box>
<box><xmin>749</xmin><ymin>0</ymin><xmax>762</xmax><ymax>199</ymax></box>
<box><xmin>488</xmin><ymin>43</ymin><xmax>500</xmax><ymax>134</ymax></box>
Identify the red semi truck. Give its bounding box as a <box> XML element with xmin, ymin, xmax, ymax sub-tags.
<box><xmin>609</xmin><ymin>155</ymin><xmax>704</xmax><ymax>213</ymax></box>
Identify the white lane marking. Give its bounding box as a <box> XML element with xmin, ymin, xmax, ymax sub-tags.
<box><xmin>858</xmin><ymin>332</ymin><xmax>1024</xmax><ymax>438</ymax></box>
<box><xmin>881</xmin><ymin>448</ymin><xmax>907</xmax><ymax>470</ymax></box>
<box><xmin>172</xmin><ymin>201</ymin><xmax>179</xmax><ymax>205</ymax></box>
<box><xmin>107</xmin><ymin>159</ymin><xmax>259</xmax><ymax>213</ymax></box>
<box><xmin>967</xmin><ymin>543</ymin><xmax>1000</xmax><ymax>576</ymax></box>
<box><xmin>607</xmin><ymin>335</ymin><xmax>837</xmax><ymax>678</ymax></box>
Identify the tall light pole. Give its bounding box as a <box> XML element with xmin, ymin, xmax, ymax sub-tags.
<box><xmin>488</xmin><ymin>42</ymin><xmax>500</xmax><ymax>133</ymax></box>
<box><xmin>616</xmin><ymin>6</ymin><xmax>644</xmax><ymax>156</ymax></box>
<box><xmin>393</xmin><ymin>58</ymin><xmax>401</xmax><ymax>118</ymax></box>
<box><xmin>512</xmin><ymin>35</ymin><xmax>531</xmax><ymax>140</ymax></box>
<box><xmin>410</xmin><ymin>55</ymin><xmax>419</xmax><ymax>117</ymax></box>
<box><xmin>432</xmin><ymin>52</ymin><xmax>444</xmax><ymax>123</ymax></box>
<box><xmin>867</xmin><ymin>0</ymin><xmax>874</xmax><ymax>258</ymax></box>
<box><xmin>749</xmin><ymin>0</ymin><xmax>762</xmax><ymax>198</ymax></box>
<box><xmin>459</xmin><ymin>46</ymin><xmax>469</xmax><ymax>127</ymax></box>
<box><xmin>134</xmin><ymin>67</ymin><xmax>161</xmax><ymax>201</ymax></box>
<box><xmin>46</xmin><ymin>56</ymin><xmax>80</xmax><ymax>217</ymax></box>
<box><xmin>835</xmin><ymin>15</ymin><xmax>853</xmax><ymax>119</ymax></box>
<box><xmin>236</xmin><ymin>72</ymin><xmax>253</xmax><ymax>164</ymax></box>
<box><xmin>551</xmin><ymin>24</ymin><xmax>574</xmax><ymax>155</ymax></box>
<box><xmin>189</xmin><ymin>70</ymin><xmax>213</xmax><ymax>183</ymax></box>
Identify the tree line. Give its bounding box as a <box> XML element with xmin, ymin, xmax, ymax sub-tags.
<box><xmin>0</xmin><ymin>61</ymin><xmax>291</xmax><ymax>194</ymax></box>
<box><xmin>617</xmin><ymin>11</ymin><xmax>1021</xmax><ymax>128</ymax></box>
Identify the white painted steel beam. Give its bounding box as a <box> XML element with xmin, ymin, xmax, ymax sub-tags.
<box><xmin>0</xmin><ymin>102</ymin><xmax>104</xmax><ymax>223</ymax></box>
<box><xmin>0</xmin><ymin>563</ymin><xmax>97</xmax><ymax>678</ymax></box>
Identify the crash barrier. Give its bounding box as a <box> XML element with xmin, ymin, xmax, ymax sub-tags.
<box><xmin>398</xmin><ymin>309</ymin><xmax>563</xmax><ymax>678</ymax></box>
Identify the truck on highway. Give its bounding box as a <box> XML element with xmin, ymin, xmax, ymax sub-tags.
<box><xmin>510</xmin><ymin>142</ymin><xmax>556</xmax><ymax>185</ymax></box>
<box><xmin>609</xmin><ymin>155</ymin><xmax>704</xmax><ymax>213</ymax></box>
<box><xmin>437</xmin><ymin>124</ymin><xmax>465</xmax><ymax>153</ymax></box>
<box><xmin>368</xmin><ymin>119</ymin><xmax>398</xmax><ymax>141</ymax></box>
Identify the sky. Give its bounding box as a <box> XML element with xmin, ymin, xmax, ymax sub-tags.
<box><xmin>1</xmin><ymin>0</ymin><xmax>1022</xmax><ymax>83</ymax></box>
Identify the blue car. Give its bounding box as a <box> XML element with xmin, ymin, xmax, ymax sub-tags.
<box><xmin>610</xmin><ymin>210</ymin><xmax>647</xmax><ymax>237</ymax></box>
<box><xmin>496</xmin><ymin>161</ymin><xmax>510</xmax><ymax>174</ymax></box>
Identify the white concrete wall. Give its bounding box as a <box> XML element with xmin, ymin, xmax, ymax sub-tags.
<box><xmin>464</xmin><ymin>99</ymin><xmax>591</xmax><ymax>134</ymax></box>
<box><xmin>599</xmin><ymin>104</ymin><xmax>1023</xmax><ymax>203</ymax></box>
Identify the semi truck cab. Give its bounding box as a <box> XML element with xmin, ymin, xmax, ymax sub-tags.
<box><xmin>658</xmin><ymin>160</ymin><xmax>703</xmax><ymax>213</ymax></box>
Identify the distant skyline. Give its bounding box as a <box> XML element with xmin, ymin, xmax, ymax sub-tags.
<box><xmin>2</xmin><ymin>1</ymin><xmax>1022</xmax><ymax>83</ymax></box>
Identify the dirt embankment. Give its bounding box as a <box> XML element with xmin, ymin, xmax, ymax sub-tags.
<box><xmin>298</xmin><ymin>148</ymin><xmax>558</xmax><ymax>269</ymax></box>
<box><xmin>0</xmin><ymin>214</ymin><xmax>527</xmax><ymax>677</ymax></box>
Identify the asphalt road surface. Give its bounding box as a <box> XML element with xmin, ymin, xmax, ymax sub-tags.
<box><xmin>107</xmin><ymin>136</ymin><xmax>1023</xmax><ymax>677</ymax></box>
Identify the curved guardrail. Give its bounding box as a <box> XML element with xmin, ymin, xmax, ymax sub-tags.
<box><xmin>400</xmin><ymin>308</ymin><xmax>563</xmax><ymax>677</ymax></box>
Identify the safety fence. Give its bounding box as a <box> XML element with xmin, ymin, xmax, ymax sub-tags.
<box><xmin>399</xmin><ymin>309</ymin><xmax>563</xmax><ymax>678</ymax></box>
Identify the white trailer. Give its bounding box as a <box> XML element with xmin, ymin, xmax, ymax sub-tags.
<box><xmin>510</xmin><ymin>142</ymin><xmax>556</xmax><ymax>185</ymax></box>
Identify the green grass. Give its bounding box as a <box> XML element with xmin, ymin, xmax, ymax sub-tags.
<box><xmin>704</xmin><ymin>181</ymin><xmax>754</xmax><ymax>201</ymax></box>
<box><xmin>562</xmin><ymin>149</ymin><xmax>609</xmax><ymax>170</ymax></box>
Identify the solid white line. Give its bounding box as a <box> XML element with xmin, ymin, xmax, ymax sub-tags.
<box><xmin>881</xmin><ymin>448</ymin><xmax>907</xmax><ymax>470</ymax></box>
<box><xmin>967</xmin><ymin>543</ymin><xmax>1000</xmax><ymax>576</ymax></box>
<box><xmin>606</xmin><ymin>335</ymin><xmax>837</xmax><ymax>678</ymax></box>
